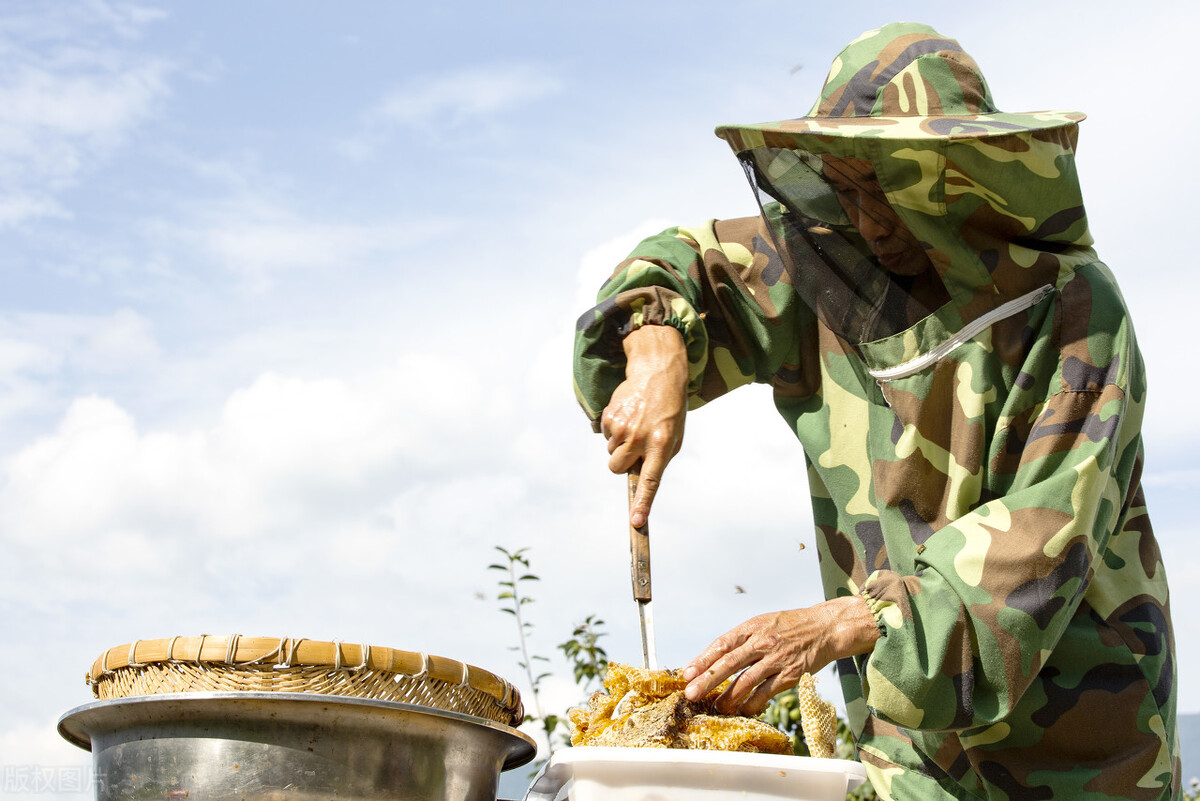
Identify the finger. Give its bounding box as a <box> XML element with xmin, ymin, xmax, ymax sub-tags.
<box><xmin>600</xmin><ymin>411</ymin><xmax>625</xmax><ymax>445</ymax></box>
<box><xmin>735</xmin><ymin>674</ymin><xmax>790</xmax><ymax>717</ymax></box>
<box><xmin>711</xmin><ymin>658</ymin><xmax>773</xmax><ymax>714</ymax></box>
<box><xmin>599</xmin><ymin>404</ymin><xmax>616</xmax><ymax>439</ymax></box>
<box><xmin>607</xmin><ymin>445</ymin><xmax>638</xmax><ymax>475</ymax></box>
<box><xmin>683</xmin><ymin>663</ymin><xmax>731</xmax><ymax>702</ymax></box>
<box><xmin>684</xmin><ymin>641</ymin><xmax>753</xmax><ymax>701</ymax></box>
<box><xmin>629</xmin><ymin>455</ymin><xmax>665</xmax><ymax>529</ymax></box>
<box><xmin>682</xmin><ymin>634</ymin><xmax>734</xmax><ymax>684</ymax></box>
<box><xmin>604</xmin><ymin>417</ymin><xmax>637</xmax><ymax>470</ymax></box>
<box><xmin>685</xmin><ymin>627</ymin><xmax>746</xmax><ymax>676</ymax></box>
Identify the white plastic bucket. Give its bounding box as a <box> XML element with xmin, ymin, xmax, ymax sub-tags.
<box><xmin>524</xmin><ymin>747</ymin><xmax>868</xmax><ymax>801</ymax></box>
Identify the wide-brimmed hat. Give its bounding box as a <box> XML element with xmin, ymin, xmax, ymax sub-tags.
<box><xmin>717</xmin><ymin>22</ymin><xmax>1084</xmax><ymax>144</ymax></box>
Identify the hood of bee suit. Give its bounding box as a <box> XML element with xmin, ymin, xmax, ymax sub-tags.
<box><xmin>713</xmin><ymin>22</ymin><xmax>1098</xmax><ymax>362</ymax></box>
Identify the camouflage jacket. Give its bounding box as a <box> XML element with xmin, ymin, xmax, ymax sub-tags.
<box><xmin>572</xmin><ymin>24</ymin><xmax>1179</xmax><ymax>799</ymax></box>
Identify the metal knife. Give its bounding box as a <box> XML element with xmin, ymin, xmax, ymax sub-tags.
<box><xmin>627</xmin><ymin>467</ymin><xmax>658</xmax><ymax>670</ymax></box>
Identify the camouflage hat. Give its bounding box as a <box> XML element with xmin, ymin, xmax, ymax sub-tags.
<box><xmin>716</xmin><ymin>22</ymin><xmax>1084</xmax><ymax>141</ymax></box>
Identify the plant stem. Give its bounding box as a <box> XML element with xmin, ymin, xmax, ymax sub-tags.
<box><xmin>504</xmin><ymin>556</ymin><xmax>551</xmax><ymax>751</ymax></box>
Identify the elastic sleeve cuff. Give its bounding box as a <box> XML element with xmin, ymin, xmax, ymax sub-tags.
<box><xmin>860</xmin><ymin>587</ymin><xmax>889</xmax><ymax>638</ymax></box>
<box><xmin>860</xmin><ymin>571</ymin><xmax>904</xmax><ymax>637</ymax></box>
<box><xmin>572</xmin><ymin>288</ymin><xmax>710</xmax><ymax>429</ymax></box>
<box><xmin>619</xmin><ymin>293</ymin><xmax>709</xmax><ymax>399</ymax></box>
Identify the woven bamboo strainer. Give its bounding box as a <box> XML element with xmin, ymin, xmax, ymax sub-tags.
<box><xmin>86</xmin><ymin>635</ymin><xmax>524</xmax><ymax>726</ymax></box>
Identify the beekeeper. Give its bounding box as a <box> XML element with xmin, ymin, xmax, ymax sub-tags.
<box><xmin>572</xmin><ymin>22</ymin><xmax>1180</xmax><ymax>801</ymax></box>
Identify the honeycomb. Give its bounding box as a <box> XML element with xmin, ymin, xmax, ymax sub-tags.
<box><xmin>796</xmin><ymin>672</ymin><xmax>837</xmax><ymax>759</ymax></box>
<box><xmin>568</xmin><ymin>662</ymin><xmax>791</xmax><ymax>754</ymax></box>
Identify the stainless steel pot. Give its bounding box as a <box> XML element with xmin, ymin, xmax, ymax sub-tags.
<box><xmin>58</xmin><ymin>692</ymin><xmax>537</xmax><ymax>801</ymax></box>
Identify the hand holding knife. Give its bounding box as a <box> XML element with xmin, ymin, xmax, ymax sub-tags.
<box><xmin>627</xmin><ymin>466</ymin><xmax>658</xmax><ymax>670</ymax></box>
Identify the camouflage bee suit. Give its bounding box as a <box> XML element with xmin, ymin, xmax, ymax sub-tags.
<box><xmin>573</xmin><ymin>23</ymin><xmax>1180</xmax><ymax>801</ymax></box>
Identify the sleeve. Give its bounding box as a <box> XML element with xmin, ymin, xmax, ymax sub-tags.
<box><xmin>856</xmin><ymin>265</ymin><xmax>1149</xmax><ymax>732</ymax></box>
<box><xmin>572</xmin><ymin>215</ymin><xmax>819</xmax><ymax>428</ymax></box>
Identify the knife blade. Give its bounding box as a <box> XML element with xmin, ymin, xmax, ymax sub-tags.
<box><xmin>627</xmin><ymin>468</ymin><xmax>657</xmax><ymax>670</ymax></box>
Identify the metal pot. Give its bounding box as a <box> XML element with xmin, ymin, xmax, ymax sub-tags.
<box><xmin>58</xmin><ymin>692</ymin><xmax>537</xmax><ymax>801</ymax></box>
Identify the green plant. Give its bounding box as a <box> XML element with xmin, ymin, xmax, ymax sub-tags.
<box><xmin>558</xmin><ymin>614</ymin><xmax>609</xmax><ymax>691</ymax></box>
<box><xmin>489</xmin><ymin>546</ymin><xmax>561</xmax><ymax>752</ymax></box>
<box><xmin>490</xmin><ymin>548</ymin><xmax>617</xmax><ymax>757</ymax></box>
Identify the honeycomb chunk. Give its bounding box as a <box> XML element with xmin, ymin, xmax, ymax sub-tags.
<box><xmin>569</xmin><ymin>662</ymin><xmax>790</xmax><ymax>754</ymax></box>
<box><xmin>679</xmin><ymin>714</ymin><xmax>793</xmax><ymax>753</ymax></box>
<box><xmin>796</xmin><ymin>673</ymin><xmax>838</xmax><ymax>759</ymax></box>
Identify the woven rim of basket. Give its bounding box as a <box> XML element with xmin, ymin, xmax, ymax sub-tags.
<box><xmin>86</xmin><ymin>635</ymin><xmax>524</xmax><ymax>726</ymax></box>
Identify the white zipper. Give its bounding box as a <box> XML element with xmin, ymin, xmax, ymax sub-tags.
<box><xmin>868</xmin><ymin>283</ymin><xmax>1055</xmax><ymax>383</ymax></box>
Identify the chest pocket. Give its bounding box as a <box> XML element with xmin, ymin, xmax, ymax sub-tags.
<box><xmin>873</xmin><ymin>358</ymin><xmax>988</xmax><ymax>533</ymax></box>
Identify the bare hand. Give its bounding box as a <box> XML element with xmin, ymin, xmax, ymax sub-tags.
<box><xmin>681</xmin><ymin>596</ymin><xmax>880</xmax><ymax>716</ymax></box>
<box><xmin>601</xmin><ymin>325</ymin><xmax>688</xmax><ymax>528</ymax></box>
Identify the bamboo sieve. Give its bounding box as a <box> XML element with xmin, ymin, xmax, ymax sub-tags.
<box><xmin>86</xmin><ymin>635</ymin><xmax>524</xmax><ymax>726</ymax></box>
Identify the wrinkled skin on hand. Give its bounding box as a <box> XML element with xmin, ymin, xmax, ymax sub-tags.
<box><xmin>601</xmin><ymin>325</ymin><xmax>689</xmax><ymax>528</ymax></box>
<box><xmin>682</xmin><ymin>596</ymin><xmax>880</xmax><ymax>716</ymax></box>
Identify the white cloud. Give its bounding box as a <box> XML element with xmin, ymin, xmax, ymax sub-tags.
<box><xmin>0</xmin><ymin>194</ymin><xmax>70</xmax><ymax>227</ymax></box>
<box><xmin>2</xmin><ymin>396</ymin><xmax>145</xmax><ymax>544</ymax></box>
<box><xmin>341</xmin><ymin>64</ymin><xmax>562</xmax><ymax>159</ymax></box>
<box><xmin>0</xmin><ymin>336</ymin><xmax>50</xmax><ymax>376</ymax></box>
<box><xmin>0</xmin><ymin>1</ymin><xmax>165</xmax><ymax>44</ymax></box>
<box><xmin>87</xmin><ymin>1</ymin><xmax>169</xmax><ymax>39</ymax></box>
<box><xmin>205</xmin><ymin>215</ymin><xmax>449</xmax><ymax>290</ymax></box>
<box><xmin>145</xmin><ymin>180</ymin><xmax>460</xmax><ymax>291</ymax></box>
<box><xmin>78</xmin><ymin>308</ymin><xmax>160</xmax><ymax>370</ymax></box>
<box><xmin>0</xmin><ymin>358</ymin><xmax>497</xmax><ymax>555</ymax></box>
<box><xmin>0</xmin><ymin>309</ymin><xmax>160</xmax><ymax>442</ymax></box>
<box><xmin>0</xmin><ymin>308</ymin><xmax>160</xmax><ymax>376</ymax></box>
<box><xmin>372</xmin><ymin>65</ymin><xmax>562</xmax><ymax>127</ymax></box>
<box><xmin>0</xmin><ymin>2</ymin><xmax>172</xmax><ymax>227</ymax></box>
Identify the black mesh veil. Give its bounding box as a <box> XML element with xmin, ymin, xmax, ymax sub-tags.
<box><xmin>739</xmin><ymin>150</ymin><xmax>950</xmax><ymax>346</ymax></box>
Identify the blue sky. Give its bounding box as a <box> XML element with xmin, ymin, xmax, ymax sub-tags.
<box><xmin>3</xmin><ymin>1</ymin><xmax>1198</xmax><ymax>796</ymax></box>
